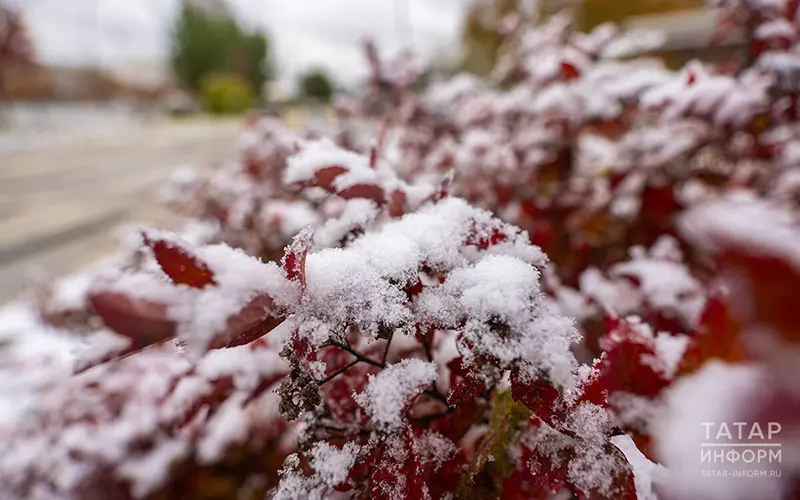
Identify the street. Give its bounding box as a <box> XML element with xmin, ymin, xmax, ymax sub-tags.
<box><xmin>0</xmin><ymin>119</ymin><xmax>242</xmax><ymax>303</ymax></box>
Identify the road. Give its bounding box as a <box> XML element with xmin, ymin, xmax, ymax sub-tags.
<box><xmin>0</xmin><ymin>119</ymin><xmax>242</xmax><ymax>303</ymax></box>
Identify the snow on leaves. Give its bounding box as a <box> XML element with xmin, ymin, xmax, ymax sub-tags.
<box><xmin>354</xmin><ymin>359</ymin><xmax>437</xmax><ymax>431</ymax></box>
<box><xmin>8</xmin><ymin>2</ymin><xmax>800</xmax><ymax>499</ymax></box>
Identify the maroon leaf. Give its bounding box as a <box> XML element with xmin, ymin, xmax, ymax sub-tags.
<box><xmin>510</xmin><ymin>368</ymin><xmax>563</xmax><ymax>428</ymax></box>
<box><xmin>312</xmin><ymin>165</ymin><xmax>347</xmax><ymax>190</ymax></box>
<box><xmin>370</xmin><ymin>427</ymin><xmax>427</xmax><ymax>499</ymax></box>
<box><xmin>208</xmin><ymin>294</ymin><xmax>283</xmax><ymax>349</ymax></box>
<box><xmin>207</xmin><ymin>292</ymin><xmax>284</xmax><ymax>350</ymax></box>
<box><xmin>598</xmin><ymin>314</ymin><xmax>671</xmax><ymax>397</ymax></box>
<box><xmin>143</xmin><ymin>233</ymin><xmax>216</xmax><ymax>289</ymax></box>
<box><xmin>679</xmin><ymin>295</ymin><xmax>745</xmax><ymax>375</ymax></box>
<box><xmin>502</xmin><ymin>441</ymin><xmax>571</xmax><ymax>499</ymax></box>
<box><xmin>561</xmin><ymin>60</ymin><xmax>581</xmax><ymax>81</ymax></box>
<box><xmin>435</xmin><ymin>170</ymin><xmax>455</xmax><ymax>202</ymax></box>
<box><xmin>338</xmin><ymin>183</ymin><xmax>385</xmax><ymax>204</ymax></box>
<box><xmin>387</xmin><ymin>189</ymin><xmax>407</xmax><ymax>217</ymax></box>
<box><xmin>89</xmin><ymin>291</ymin><xmax>176</xmax><ymax>350</ymax></box>
<box><xmin>447</xmin><ymin>357</ymin><xmax>485</xmax><ymax>406</ymax></box>
<box><xmin>281</xmin><ymin>227</ymin><xmax>313</xmax><ymax>289</ymax></box>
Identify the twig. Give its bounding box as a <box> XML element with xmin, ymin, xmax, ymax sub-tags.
<box><xmin>420</xmin><ymin>330</ymin><xmax>434</xmax><ymax>363</ymax></box>
<box><xmin>408</xmin><ymin>407</ymin><xmax>455</xmax><ymax>424</ymax></box>
<box><xmin>330</xmin><ymin>341</ymin><xmax>384</xmax><ymax>368</ymax></box>
<box><xmin>318</xmin><ymin>359</ymin><xmax>359</xmax><ymax>386</ymax></box>
<box><xmin>381</xmin><ymin>331</ymin><xmax>394</xmax><ymax>366</ymax></box>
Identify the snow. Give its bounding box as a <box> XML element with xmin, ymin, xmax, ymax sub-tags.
<box><xmin>612</xmin><ymin>434</ymin><xmax>665</xmax><ymax>500</ymax></box>
<box><xmin>355</xmin><ymin>359</ymin><xmax>437</xmax><ymax>430</ymax></box>
<box><xmin>755</xmin><ymin>18</ymin><xmax>795</xmax><ymax>40</ymax></box>
<box><xmin>309</xmin><ymin>442</ymin><xmax>360</xmax><ymax>487</ymax></box>
<box><xmin>118</xmin><ymin>438</ymin><xmax>189</xmax><ymax>498</ymax></box>
<box><xmin>300</xmin><ymin>198</ymin><xmax>545</xmax><ymax>343</ymax></box>
<box><xmin>680</xmin><ymin>196</ymin><xmax>800</xmax><ymax>270</ymax></box>
<box><xmin>413</xmin><ymin>430</ymin><xmax>458</xmax><ymax>470</ymax></box>
<box><xmin>314</xmin><ymin>199</ymin><xmax>379</xmax><ymax>248</ymax></box>
<box><xmin>284</xmin><ymin>137</ymin><xmax>372</xmax><ymax>186</ymax></box>
<box><xmin>418</xmin><ymin>254</ymin><xmax>579</xmax><ymax>388</ymax></box>
<box><xmin>652</xmin><ymin>362</ymin><xmax>784</xmax><ymax>500</ymax></box>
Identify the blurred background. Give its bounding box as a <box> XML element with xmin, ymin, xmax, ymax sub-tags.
<box><xmin>0</xmin><ymin>0</ymin><xmax>734</xmax><ymax>303</ymax></box>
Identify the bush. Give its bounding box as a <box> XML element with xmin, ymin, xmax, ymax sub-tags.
<box><xmin>2</xmin><ymin>2</ymin><xmax>800</xmax><ymax>499</ymax></box>
<box><xmin>200</xmin><ymin>73</ymin><xmax>254</xmax><ymax>115</ymax></box>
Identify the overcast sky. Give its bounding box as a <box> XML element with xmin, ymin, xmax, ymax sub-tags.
<box><xmin>17</xmin><ymin>0</ymin><xmax>468</xmax><ymax>92</ymax></box>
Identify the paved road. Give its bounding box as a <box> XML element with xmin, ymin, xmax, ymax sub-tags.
<box><xmin>0</xmin><ymin>119</ymin><xmax>242</xmax><ymax>303</ymax></box>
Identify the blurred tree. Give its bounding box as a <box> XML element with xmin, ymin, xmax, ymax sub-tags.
<box><xmin>0</xmin><ymin>4</ymin><xmax>36</xmax><ymax>98</ymax></box>
<box><xmin>170</xmin><ymin>0</ymin><xmax>271</xmax><ymax>100</ymax></box>
<box><xmin>299</xmin><ymin>69</ymin><xmax>334</xmax><ymax>103</ymax></box>
<box><xmin>200</xmin><ymin>72</ymin><xmax>253</xmax><ymax>114</ymax></box>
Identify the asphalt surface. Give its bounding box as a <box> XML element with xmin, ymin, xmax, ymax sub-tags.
<box><xmin>0</xmin><ymin>119</ymin><xmax>242</xmax><ymax>303</ymax></box>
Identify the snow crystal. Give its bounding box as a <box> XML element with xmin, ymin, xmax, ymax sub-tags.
<box><xmin>418</xmin><ymin>254</ymin><xmax>578</xmax><ymax>388</ymax></box>
<box><xmin>309</xmin><ymin>442</ymin><xmax>360</xmax><ymax>487</ymax></box>
<box><xmin>303</xmin><ymin>247</ymin><xmax>413</xmax><ymax>338</ymax></box>
<box><xmin>313</xmin><ymin>199</ymin><xmax>379</xmax><ymax>249</ymax></box>
<box><xmin>354</xmin><ymin>358</ymin><xmax>437</xmax><ymax>430</ymax></box>
<box><xmin>301</xmin><ymin>198</ymin><xmax>545</xmax><ymax>342</ymax></box>
<box><xmin>414</xmin><ymin>430</ymin><xmax>458</xmax><ymax>471</ymax></box>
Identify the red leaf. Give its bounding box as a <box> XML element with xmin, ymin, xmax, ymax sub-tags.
<box><xmin>448</xmin><ymin>371</ymin><xmax>485</xmax><ymax>406</ymax></box>
<box><xmin>370</xmin><ymin>427</ymin><xmax>427</xmax><ymax>499</ymax></box>
<box><xmin>447</xmin><ymin>357</ymin><xmax>485</xmax><ymax>405</ymax></box>
<box><xmin>426</xmin><ymin>449</ymin><xmax>467</xmax><ymax>500</ymax></box>
<box><xmin>281</xmin><ymin>227</ymin><xmax>313</xmax><ymax>288</ymax></box>
<box><xmin>718</xmin><ymin>250</ymin><xmax>800</xmax><ymax>345</ymax></box>
<box><xmin>466</xmin><ymin>223</ymin><xmax>507</xmax><ymax>249</ymax></box>
<box><xmin>206</xmin><ymin>292</ymin><xmax>284</xmax><ymax>350</ymax></box>
<box><xmin>291</xmin><ymin>330</ymin><xmax>318</xmax><ymax>372</ymax></box>
<box><xmin>313</xmin><ymin>165</ymin><xmax>347</xmax><ymax>190</ymax></box>
<box><xmin>502</xmin><ymin>443</ymin><xmax>570</xmax><ymax>499</ymax></box>
<box><xmin>679</xmin><ymin>295</ymin><xmax>745</xmax><ymax>374</ymax></box>
<box><xmin>435</xmin><ymin>170</ymin><xmax>454</xmax><ymax>201</ymax></box>
<box><xmin>143</xmin><ymin>234</ymin><xmax>216</xmax><ymax>289</ymax></box>
<box><xmin>387</xmin><ymin>189</ymin><xmax>407</xmax><ymax>218</ymax></box>
<box><xmin>561</xmin><ymin>60</ymin><xmax>581</xmax><ymax>81</ymax></box>
<box><xmin>338</xmin><ymin>183</ymin><xmax>385</xmax><ymax>204</ymax></box>
<box><xmin>510</xmin><ymin>368</ymin><xmax>563</xmax><ymax>427</ymax></box>
<box><xmin>573</xmin><ymin>445</ymin><xmax>637</xmax><ymax>500</ymax></box>
<box><xmin>598</xmin><ymin>314</ymin><xmax>671</xmax><ymax>397</ymax></box>
<box><xmin>575</xmin><ymin>358</ymin><xmax>609</xmax><ymax>408</ymax></box>
<box><xmin>641</xmin><ymin>184</ymin><xmax>681</xmax><ymax>227</ymax></box>
<box><xmin>89</xmin><ymin>291</ymin><xmax>176</xmax><ymax>350</ymax></box>
<box><xmin>431</xmin><ymin>398</ymin><xmax>481</xmax><ymax>443</ymax></box>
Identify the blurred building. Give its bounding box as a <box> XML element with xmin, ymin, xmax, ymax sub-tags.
<box><xmin>622</xmin><ymin>8</ymin><xmax>745</xmax><ymax>65</ymax></box>
<box><xmin>5</xmin><ymin>62</ymin><xmax>174</xmax><ymax>102</ymax></box>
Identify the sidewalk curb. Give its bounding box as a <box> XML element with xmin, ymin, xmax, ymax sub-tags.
<box><xmin>0</xmin><ymin>209</ymin><xmax>128</xmax><ymax>265</ymax></box>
